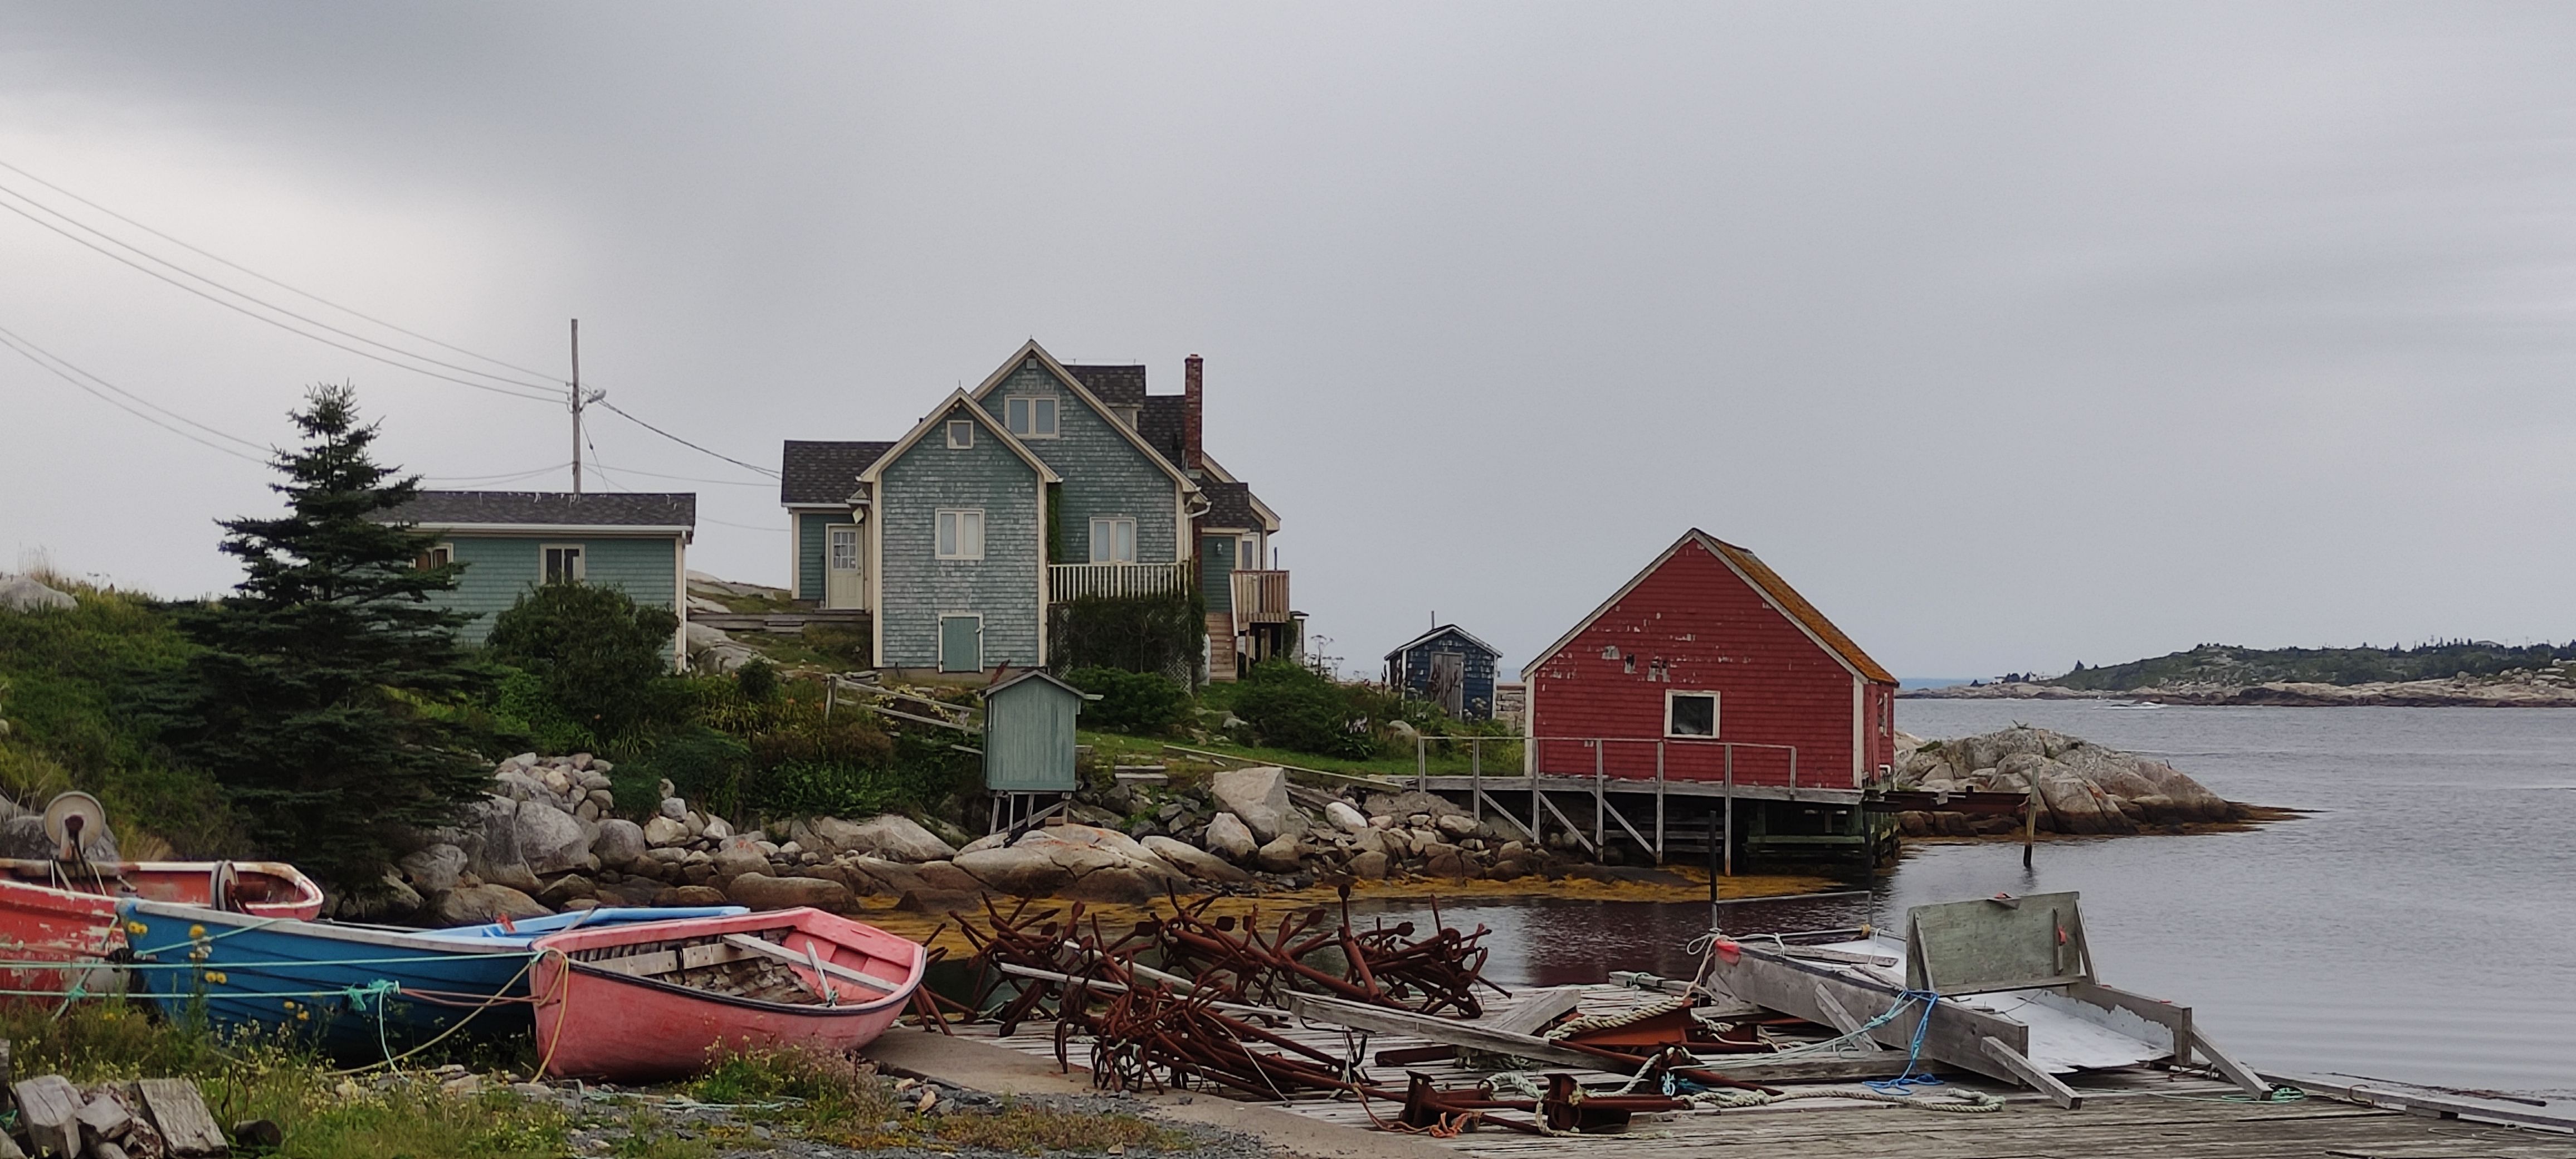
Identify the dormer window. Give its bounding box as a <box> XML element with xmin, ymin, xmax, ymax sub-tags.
<box><xmin>1004</xmin><ymin>396</ymin><xmax>1058</xmax><ymax>439</ymax></box>
<box><xmin>946</xmin><ymin>420</ymin><xmax>975</xmax><ymax>449</ymax></box>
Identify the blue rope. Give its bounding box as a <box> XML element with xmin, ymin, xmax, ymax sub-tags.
<box><xmin>1862</xmin><ymin>990</ymin><xmax>1948</xmax><ymax>1096</ymax></box>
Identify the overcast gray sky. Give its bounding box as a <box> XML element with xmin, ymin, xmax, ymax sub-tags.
<box><xmin>4</xmin><ymin>3</ymin><xmax>2573</xmax><ymax>679</ymax></box>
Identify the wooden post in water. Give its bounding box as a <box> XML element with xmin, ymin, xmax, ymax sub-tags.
<box><xmin>2022</xmin><ymin>775</ymin><xmax>2040</xmax><ymax>868</ymax></box>
<box><xmin>1723</xmin><ymin>744</ymin><xmax>1736</xmax><ymax>878</ymax></box>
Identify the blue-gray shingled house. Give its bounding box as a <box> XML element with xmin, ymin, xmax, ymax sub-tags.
<box><xmin>376</xmin><ymin>490</ymin><xmax>697</xmax><ymax>668</ymax></box>
<box><xmin>779</xmin><ymin>340</ymin><xmax>1294</xmax><ymax>681</ymax></box>
<box><xmin>1383</xmin><ymin>624</ymin><xmax>1503</xmax><ymax>721</ymax></box>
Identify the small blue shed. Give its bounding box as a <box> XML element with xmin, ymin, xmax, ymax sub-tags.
<box><xmin>1383</xmin><ymin>625</ymin><xmax>1503</xmax><ymax>721</ymax></box>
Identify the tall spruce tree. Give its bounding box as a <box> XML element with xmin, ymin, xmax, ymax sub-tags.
<box><xmin>164</xmin><ymin>384</ymin><xmax>488</xmax><ymax>887</ymax></box>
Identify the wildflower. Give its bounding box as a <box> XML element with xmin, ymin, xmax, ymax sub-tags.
<box><xmin>187</xmin><ymin>924</ymin><xmax>206</xmax><ymax>939</ymax></box>
<box><xmin>124</xmin><ymin>921</ymin><xmax>148</xmax><ymax>936</ymax></box>
<box><xmin>206</xmin><ymin>971</ymin><xmax>228</xmax><ymax>985</ymax></box>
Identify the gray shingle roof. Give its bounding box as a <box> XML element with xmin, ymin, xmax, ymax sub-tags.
<box><xmin>380</xmin><ymin>491</ymin><xmax>696</xmax><ymax>528</ymax></box>
<box><xmin>1199</xmin><ymin>480</ymin><xmax>1262</xmax><ymax>530</ymax></box>
<box><xmin>1065</xmin><ymin>364</ymin><xmax>1146</xmax><ymax>407</ymax></box>
<box><xmin>1385</xmin><ymin>624</ymin><xmax>1502</xmax><ymax>664</ymax></box>
<box><xmin>1139</xmin><ymin>396</ymin><xmax>1187</xmax><ymax>468</ymax></box>
<box><xmin>779</xmin><ymin>440</ymin><xmax>895</xmax><ymax>506</ymax></box>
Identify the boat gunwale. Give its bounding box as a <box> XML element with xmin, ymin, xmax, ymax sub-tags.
<box><xmin>118</xmin><ymin>899</ymin><xmax>539</xmax><ymax>960</ymax></box>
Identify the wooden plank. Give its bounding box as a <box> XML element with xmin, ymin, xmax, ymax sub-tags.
<box><xmin>2263</xmin><ymin>1070</ymin><xmax>2576</xmax><ymax>1133</ymax></box>
<box><xmin>1981</xmin><ymin>1035</ymin><xmax>2082</xmax><ymax>1109</ymax></box>
<box><xmin>1811</xmin><ymin>982</ymin><xmax>1892</xmax><ymax>1053</ymax></box>
<box><xmin>2185</xmin><ymin>1028</ymin><xmax>2272</xmax><ymax>1099</ymax></box>
<box><xmin>995</xmin><ymin>963</ymin><xmax>1290</xmax><ymax>1020</ymax></box>
<box><xmin>1707</xmin><ymin>1055</ymin><xmax>1960</xmax><ymax>1084</ymax></box>
<box><xmin>135</xmin><ymin>1078</ymin><xmax>227</xmax><ymax>1158</ymax></box>
<box><xmin>13</xmin><ymin>1075</ymin><xmax>81</xmax><ymax>1157</ymax></box>
<box><xmin>1482</xmin><ymin>987</ymin><xmax>1585</xmax><ymax>1038</ymax></box>
<box><xmin>721</xmin><ymin>935</ymin><xmax>900</xmax><ymax>996</ymax></box>
<box><xmin>1285</xmin><ymin>993</ymin><xmax>1610</xmax><ymax>1071</ymax></box>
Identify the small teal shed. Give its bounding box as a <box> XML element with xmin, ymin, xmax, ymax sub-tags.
<box><xmin>980</xmin><ymin>671</ymin><xmax>1094</xmax><ymax>793</ymax></box>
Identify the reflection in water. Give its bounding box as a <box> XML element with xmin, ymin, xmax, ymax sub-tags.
<box><xmin>1355</xmin><ymin>700</ymin><xmax>2576</xmax><ymax>1096</ymax></box>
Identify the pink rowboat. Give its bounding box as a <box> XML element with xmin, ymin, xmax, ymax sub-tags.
<box><xmin>529</xmin><ymin>907</ymin><xmax>926</xmax><ymax>1081</ymax></box>
<box><xmin>0</xmin><ymin>859</ymin><xmax>324</xmax><ymax>997</ymax></box>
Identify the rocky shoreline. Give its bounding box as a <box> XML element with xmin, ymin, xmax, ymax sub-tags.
<box><xmin>1885</xmin><ymin>725</ymin><xmax>2249</xmax><ymax>838</ymax></box>
<box><xmin>345</xmin><ymin>757</ymin><xmax>1616</xmax><ymax>926</ymax></box>
<box><xmin>1903</xmin><ymin>674</ymin><xmax>2576</xmax><ymax>707</ymax></box>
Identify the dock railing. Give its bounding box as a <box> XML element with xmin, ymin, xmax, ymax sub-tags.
<box><xmin>1408</xmin><ymin>733</ymin><xmax>1797</xmax><ymax>877</ymax></box>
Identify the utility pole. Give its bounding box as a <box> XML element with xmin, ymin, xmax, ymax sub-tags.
<box><xmin>570</xmin><ymin>319</ymin><xmax>584</xmax><ymax>495</ymax></box>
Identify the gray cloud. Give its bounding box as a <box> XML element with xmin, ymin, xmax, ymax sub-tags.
<box><xmin>4</xmin><ymin>2</ymin><xmax>2574</xmax><ymax>676</ymax></box>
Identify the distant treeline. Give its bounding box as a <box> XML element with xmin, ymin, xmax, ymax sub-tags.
<box><xmin>2049</xmin><ymin>640</ymin><xmax>2576</xmax><ymax>690</ymax></box>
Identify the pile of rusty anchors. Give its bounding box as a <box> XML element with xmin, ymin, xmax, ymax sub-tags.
<box><xmin>1150</xmin><ymin>890</ymin><xmax>1506</xmax><ymax>1017</ymax></box>
<box><xmin>954</xmin><ymin>897</ymin><xmax>1162</xmax><ymax>1034</ymax></box>
<box><xmin>1065</xmin><ymin>981</ymin><xmax>1388</xmax><ymax>1099</ymax></box>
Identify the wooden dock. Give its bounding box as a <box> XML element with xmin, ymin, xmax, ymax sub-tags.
<box><xmin>949</xmin><ymin>981</ymin><xmax>2576</xmax><ymax>1158</ymax></box>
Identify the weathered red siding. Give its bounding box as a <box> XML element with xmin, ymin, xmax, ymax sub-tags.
<box><xmin>1527</xmin><ymin>538</ymin><xmax>1892</xmax><ymax>788</ymax></box>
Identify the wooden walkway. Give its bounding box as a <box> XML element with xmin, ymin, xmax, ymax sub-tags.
<box><xmin>954</xmin><ymin>982</ymin><xmax>2576</xmax><ymax>1159</ymax></box>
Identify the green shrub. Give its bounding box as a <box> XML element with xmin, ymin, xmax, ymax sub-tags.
<box><xmin>1063</xmin><ymin>666</ymin><xmax>1191</xmax><ymax>735</ymax></box>
<box><xmin>1232</xmin><ymin>660</ymin><xmax>1374</xmax><ymax>758</ymax></box>
<box><xmin>617</xmin><ymin>726</ymin><xmax>752</xmax><ymax>816</ymax></box>
<box><xmin>1048</xmin><ymin>592</ymin><xmax>1203</xmax><ymax>683</ymax></box>
<box><xmin>735</xmin><ymin>658</ymin><xmax>780</xmax><ymax>703</ymax></box>
<box><xmin>485</xmin><ymin>582</ymin><xmax>680</xmax><ymax>748</ymax></box>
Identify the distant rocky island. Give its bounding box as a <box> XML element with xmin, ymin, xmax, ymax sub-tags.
<box><xmin>1907</xmin><ymin>641</ymin><xmax>2576</xmax><ymax>707</ymax></box>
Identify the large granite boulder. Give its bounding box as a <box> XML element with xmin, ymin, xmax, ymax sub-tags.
<box><xmin>591</xmin><ymin>820</ymin><xmax>648</xmax><ymax>869</ymax></box>
<box><xmin>1254</xmin><ymin>834</ymin><xmax>1304</xmax><ymax>873</ymax></box>
<box><xmin>515</xmin><ymin>798</ymin><xmax>597</xmax><ymax>875</ymax></box>
<box><xmin>1210</xmin><ymin>767</ymin><xmax>1292</xmax><ymax>843</ymax></box>
<box><xmin>1204</xmin><ymin>812</ymin><xmax>1259</xmax><ymax>862</ymax></box>
<box><xmin>791</xmin><ymin>815</ymin><xmax>958</xmax><ymax>862</ymax></box>
<box><xmin>397</xmin><ymin>844</ymin><xmax>468</xmax><ymax>894</ymax></box>
<box><xmin>726</xmin><ymin>874</ymin><xmax>850</xmax><ymax>912</ymax></box>
<box><xmin>430</xmin><ymin>883</ymin><xmax>549</xmax><ymax>926</ymax></box>
<box><xmin>954</xmin><ymin>846</ymin><xmax>1074</xmax><ymax>897</ymax></box>
<box><xmin>1141</xmin><ymin>835</ymin><xmax>1252</xmax><ymax>884</ymax></box>
<box><xmin>0</xmin><ymin>576</ymin><xmax>75</xmax><ymax>613</ymax></box>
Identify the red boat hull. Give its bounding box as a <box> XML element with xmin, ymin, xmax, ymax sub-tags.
<box><xmin>0</xmin><ymin>860</ymin><xmax>323</xmax><ymax>998</ymax></box>
<box><xmin>530</xmin><ymin>907</ymin><xmax>925</xmax><ymax>1081</ymax></box>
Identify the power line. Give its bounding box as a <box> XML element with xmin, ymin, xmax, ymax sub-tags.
<box><xmin>580</xmin><ymin>460</ymin><xmax>777</xmax><ymax>488</ymax></box>
<box><xmin>0</xmin><ymin>195</ymin><xmax>566</xmax><ymax>404</ymax></box>
<box><xmin>0</xmin><ymin>179</ymin><xmax>562</xmax><ymax>394</ymax></box>
<box><xmin>0</xmin><ymin>322</ymin><xmax>269</xmax><ymax>451</ymax></box>
<box><xmin>698</xmin><ymin>514</ymin><xmax>788</xmax><ymax>533</ymax></box>
<box><xmin>0</xmin><ymin>156</ymin><xmax>563</xmax><ymax>384</ymax></box>
<box><xmin>422</xmin><ymin>462</ymin><xmax>574</xmax><ymax>486</ymax></box>
<box><xmin>0</xmin><ymin>329</ymin><xmax>269</xmax><ymax>464</ymax></box>
<box><xmin>596</xmin><ymin>400</ymin><xmax>779</xmax><ymax>478</ymax></box>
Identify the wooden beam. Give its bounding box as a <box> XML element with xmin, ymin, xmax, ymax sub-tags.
<box><xmin>1285</xmin><ymin>993</ymin><xmax>1609</xmax><ymax>1071</ymax></box>
<box><xmin>1811</xmin><ymin>982</ymin><xmax>1891</xmax><ymax>1053</ymax></box>
<box><xmin>997</xmin><ymin>963</ymin><xmax>1289</xmax><ymax>1020</ymax></box>
<box><xmin>1472</xmin><ymin>788</ymin><xmax>1539</xmax><ymax>840</ymax></box>
<box><xmin>1981</xmin><ymin>1036</ymin><xmax>2082</xmax><ymax>1108</ymax></box>
<box><xmin>134</xmin><ymin>1079</ymin><xmax>226</xmax><ymax>1158</ymax></box>
<box><xmin>2257</xmin><ymin>1070</ymin><xmax>2576</xmax><ymax>1133</ymax></box>
<box><xmin>1531</xmin><ymin>791</ymin><xmax>1597</xmax><ymax>853</ymax></box>
<box><xmin>12</xmin><ymin>1075</ymin><xmax>81</xmax><ymax>1157</ymax></box>
<box><xmin>721</xmin><ymin>935</ymin><xmax>901</xmax><ymax>996</ymax></box>
<box><xmin>2189</xmin><ymin>1029</ymin><xmax>2275</xmax><ymax>1099</ymax></box>
<box><xmin>1483</xmin><ymin>987</ymin><xmax>1585</xmax><ymax>1038</ymax></box>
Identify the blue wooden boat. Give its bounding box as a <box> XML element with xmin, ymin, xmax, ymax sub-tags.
<box><xmin>118</xmin><ymin>898</ymin><xmax>541</xmax><ymax>1054</ymax></box>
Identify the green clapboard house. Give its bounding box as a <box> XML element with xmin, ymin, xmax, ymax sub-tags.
<box><xmin>779</xmin><ymin>340</ymin><xmax>1297</xmax><ymax>682</ymax></box>
<box><xmin>378</xmin><ymin>490</ymin><xmax>697</xmax><ymax>667</ymax></box>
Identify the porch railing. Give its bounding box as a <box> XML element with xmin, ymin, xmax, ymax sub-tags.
<box><xmin>1048</xmin><ymin>562</ymin><xmax>1192</xmax><ymax>602</ymax></box>
<box><xmin>1230</xmin><ymin>569</ymin><xmax>1292</xmax><ymax>627</ymax></box>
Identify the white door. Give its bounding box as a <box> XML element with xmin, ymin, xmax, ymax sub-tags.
<box><xmin>824</xmin><ymin>524</ymin><xmax>863</xmax><ymax>609</ymax></box>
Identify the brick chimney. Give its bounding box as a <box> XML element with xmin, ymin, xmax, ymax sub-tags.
<box><xmin>1182</xmin><ymin>354</ymin><xmax>1204</xmax><ymax>474</ymax></box>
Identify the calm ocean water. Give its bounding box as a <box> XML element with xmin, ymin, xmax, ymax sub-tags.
<box><xmin>1354</xmin><ymin>700</ymin><xmax>2576</xmax><ymax>1095</ymax></box>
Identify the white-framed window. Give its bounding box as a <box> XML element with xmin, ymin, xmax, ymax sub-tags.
<box><xmin>1665</xmin><ymin>690</ymin><xmax>1718</xmax><ymax>739</ymax></box>
<box><xmin>541</xmin><ymin>543</ymin><xmax>586</xmax><ymax>584</ymax></box>
<box><xmin>1004</xmin><ymin>396</ymin><xmax>1059</xmax><ymax>439</ymax></box>
<box><xmin>827</xmin><ymin>525</ymin><xmax>860</xmax><ymax>572</ymax></box>
<box><xmin>935</xmin><ymin>509</ymin><xmax>985</xmax><ymax>560</ymax></box>
<box><xmin>415</xmin><ymin>542</ymin><xmax>454</xmax><ymax>571</ymax></box>
<box><xmin>1240</xmin><ymin>534</ymin><xmax>1263</xmax><ymax>570</ymax></box>
<box><xmin>1089</xmin><ymin>516</ymin><xmax>1137</xmax><ymax>564</ymax></box>
<box><xmin>946</xmin><ymin>419</ymin><xmax>975</xmax><ymax>449</ymax></box>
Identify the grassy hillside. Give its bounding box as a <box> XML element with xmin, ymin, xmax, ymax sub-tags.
<box><xmin>2050</xmin><ymin>640</ymin><xmax>2576</xmax><ymax>691</ymax></box>
<box><xmin>0</xmin><ymin>576</ymin><xmax>238</xmax><ymax>856</ymax></box>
